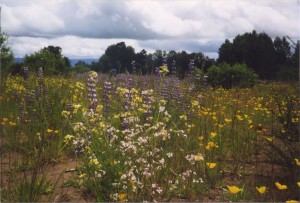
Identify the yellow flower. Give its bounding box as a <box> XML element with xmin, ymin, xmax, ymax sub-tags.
<box><xmin>47</xmin><ymin>129</ymin><xmax>53</xmax><ymax>133</ymax></box>
<box><xmin>194</xmin><ymin>154</ymin><xmax>204</xmax><ymax>161</ymax></box>
<box><xmin>2</xmin><ymin>118</ymin><xmax>8</xmax><ymax>123</ymax></box>
<box><xmin>191</xmin><ymin>100</ymin><xmax>199</xmax><ymax>106</ymax></box>
<box><xmin>206</xmin><ymin>162</ymin><xmax>217</xmax><ymax>169</ymax></box>
<box><xmin>275</xmin><ymin>182</ymin><xmax>287</xmax><ymax>190</ymax></box>
<box><xmin>210</xmin><ymin>132</ymin><xmax>217</xmax><ymax>138</ymax></box>
<box><xmin>61</xmin><ymin>110</ymin><xmax>71</xmax><ymax>117</ymax></box>
<box><xmin>297</xmin><ymin>182</ymin><xmax>300</xmax><ymax>187</ymax></box>
<box><xmin>197</xmin><ymin>136</ymin><xmax>204</xmax><ymax>141</ymax></box>
<box><xmin>295</xmin><ymin>159</ymin><xmax>300</xmax><ymax>166</ymax></box>
<box><xmin>64</xmin><ymin>134</ymin><xmax>74</xmax><ymax>143</ymax></box>
<box><xmin>236</xmin><ymin>115</ymin><xmax>244</xmax><ymax>121</ymax></box>
<box><xmin>159</xmin><ymin>65</ymin><xmax>169</xmax><ymax>74</ymax></box>
<box><xmin>118</xmin><ymin>193</ymin><xmax>127</xmax><ymax>202</ymax></box>
<box><xmin>180</xmin><ymin>115</ymin><xmax>187</xmax><ymax>121</ymax></box>
<box><xmin>79</xmin><ymin>173</ymin><xmax>86</xmax><ymax>179</ymax></box>
<box><xmin>263</xmin><ymin>136</ymin><xmax>274</xmax><ymax>142</ymax></box>
<box><xmin>54</xmin><ymin>130</ymin><xmax>59</xmax><ymax>134</ymax></box>
<box><xmin>256</xmin><ymin>186</ymin><xmax>267</xmax><ymax>194</ymax></box>
<box><xmin>205</xmin><ymin>141</ymin><xmax>219</xmax><ymax>150</ymax></box>
<box><xmin>286</xmin><ymin>200</ymin><xmax>299</xmax><ymax>203</ymax></box>
<box><xmin>227</xmin><ymin>185</ymin><xmax>243</xmax><ymax>194</ymax></box>
<box><xmin>9</xmin><ymin>122</ymin><xmax>16</xmax><ymax>126</ymax></box>
<box><xmin>225</xmin><ymin>118</ymin><xmax>232</xmax><ymax>123</ymax></box>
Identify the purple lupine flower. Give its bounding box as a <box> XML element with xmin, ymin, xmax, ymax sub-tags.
<box><xmin>161</xmin><ymin>79</ymin><xmax>169</xmax><ymax>101</ymax></box>
<box><xmin>86</xmin><ymin>71</ymin><xmax>98</xmax><ymax>111</ymax></box>
<box><xmin>162</xmin><ymin>55</ymin><xmax>168</xmax><ymax>67</ymax></box>
<box><xmin>38</xmin><ymin>67</ymin><xmax>44</xmax><ymax>85</ymax></box>
<box><xmin>73</xmin><ymin>137</ymin><xmax>85</xmax><ymax>155</ymax></box>
<box><xmin>170</xmin><ymin>60</ymin><xmax>177</xmax><ymax>76</ymax></box>
<box><xmin>142</xmin><ymin>89</ymin><xmax>153</xmax><ymax>125</ymax></box>
<box><xmin>23</xmin><ymin>67</ymin><xmax>29</xmax><ymax>80</ymax></box>
<box><xmin>188</xmin><ymin>59</ymin><xmax>195</xmax><ymax>76</ymax></box>
<box><xmin>18</xmin><ymin>104</ymin><xmax>26</xmax><ymax>124</ymax></box>
<box><xmin>131</xmin><ymin>60</ymin><xmax>136</xmax><ymax>75</ymax></box>
<box><xmin>25</xmin><ymin>90</ymin><xmax>35</xmax><ymax>107</ymax></box>
<box><xmin>102</xmin><ymin>81</ymin><xmax>112</xmax><ymax>117</ymax></box>
<box><xmin>111</xmin><ymin>69</ymin><xmax>117</xmax><ymax>77</ymax></box>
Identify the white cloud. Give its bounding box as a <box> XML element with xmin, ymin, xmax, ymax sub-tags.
<box><xmin>1</xmin><ymin>0</ymin><xmax>299</xmax><ymax>59</ymax></box>
<box><xmin>9</xmin><ymin>36</ymin><xmax>142</xmax><ymax>59</ymax></box>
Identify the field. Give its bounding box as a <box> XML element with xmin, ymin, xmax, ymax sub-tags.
<box><xmin>0</xmin><ymin>69</ymin><xmax>299</xmax><ymax>202</ymax></box>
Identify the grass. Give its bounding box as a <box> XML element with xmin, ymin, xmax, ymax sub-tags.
<box><xmin>0</xmin><ymin>69</ymin><xmax>299</xmax><ymax>202</ymax></box>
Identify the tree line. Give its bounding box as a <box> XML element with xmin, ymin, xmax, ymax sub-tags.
<box><xmin>0</xmin><ymin>30</ymin><xmax>299</xmax><ymax>80</ymax></box>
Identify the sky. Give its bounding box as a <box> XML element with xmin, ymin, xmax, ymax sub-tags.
<box><xmin>1</xmin><ymin>0</ymin><xmax>299</xmax><ymax>59</ymax></box>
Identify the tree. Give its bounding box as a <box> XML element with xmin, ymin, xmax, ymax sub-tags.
<box><xmin>104</xmin><ymin>42</ymin><xmax>135</xmax><ymax>73</ymax></box>
<box><xmin>218</xmin><ymin>30</ymin><xmax>277</xmax><ymax>79</ymax></box>
<box><xmin>218</xmin><ymin>39</ymin><xmax>235</xmax><ymax>64</ymax></box>
<box><xmin>292</xmin><ymin>41</ymin><xmax>299</xmax><ymax>68</ymax></box>
<box><xmin>90</xmin><ymin>61</ymin><xmax>101</xmax><ymax>72</ymax></box>
<box><xmin>24</xmin><ymin>45</ymin><xmax>70</xmax><ymax>75</ymax></box>
<box><xmin>72</xmin><ymin>60</ymin><xmax>91</xmax><ymax>73</ymax></box>
<box><xmin>135</xmin><ymin>49</ymin><xmax>147</xmax><ymax>74</ymax></box>
<box><xmin>0</xmin><ymin>32</ymin><xmax>14</xmax><ymax>78</ymax></box>
<box><xmin>273</xmin><ymin>36</ymin><xmax>292</xmax><ymax>65</ymax></box>
<box><xmin>98</xmin><ymin>54</ymin><xmax>112</xmax><ymax>73</ymax></box>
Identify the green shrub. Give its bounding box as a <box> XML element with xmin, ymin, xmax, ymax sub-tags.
<box><xmin>207</xmin><ymin>63</ymin><xmax>258</xmax><ymax>89</ymax></box>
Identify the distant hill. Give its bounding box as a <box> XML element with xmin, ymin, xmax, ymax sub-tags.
<box><xmin>14</xmin><ymin>58</ymin><xmax>98</xmax><ymax>67</ymax></box>
<box><xmin>69</xmin><ymin>59</ymin><xmax>98</xmax><ymax>67</ymax></box>
<box><xmin>14</xmin><ymin>58</ymin><xmax>24</xmax><ymax>63</ymax></box>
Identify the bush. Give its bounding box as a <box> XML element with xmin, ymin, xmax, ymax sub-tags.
<box><xmin>207</xmin><ymin>63</ymin><xmax>258</xmax><ymax>89</ymax></box>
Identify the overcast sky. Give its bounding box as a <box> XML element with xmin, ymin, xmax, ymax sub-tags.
<box><xmin>1</xmin><ymin>0</ymin><xmax>299</xmax><ymax>59</ymax></box>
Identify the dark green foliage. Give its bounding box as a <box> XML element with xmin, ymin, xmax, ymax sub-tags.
<box><xmin>0</xmin><ymin>32</ymin><xmax>14</xmax><ymax>77</ymax></box>
<box><xmin>23</xmin><ymin>45</ymin><xmax>70</xmax><ymax>76</ymax></box>
<box><xmin>207</xmin><ymin>63</ymin><xmax>258</xmax><ymax>89</ymax></box>
<box><xmin>218</xmin><ymin>30</ymin><xmax>299</xmax><ymax>80</ymax></box>
<box><xmin>71</xmin><ymin>60</ymin><xmax>91</xmax><ymax>73</ymax></box>
<box><xmin>98</xmin><ymin>42</ymin><xmax>135</xmax><ymax>73</ymax></box>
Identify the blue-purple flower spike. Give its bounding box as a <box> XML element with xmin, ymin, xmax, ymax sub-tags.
<box><xmin>87</xmin><ymin>71</ymin><xmax>98</xmax><ymax>111</ymax></box>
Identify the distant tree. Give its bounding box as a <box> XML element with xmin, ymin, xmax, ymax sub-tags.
<box><xmin>273</xmin><ymin>36</ymin><xmax>292</xmax><ymax>65</ymax></box>
<box><xmin>43</xmin><ymin>45</ymin><xmax>62</xmax><ymax>56</ymax></box>
<box><xmin>104</xmin><ymin>42</ymin><xmax>135</xmax><ymax>73</ymax></box>
<box><xmin>135</xmin><ymin>49</ymin><xmax>147</xmax><ymax>74</ymax></box>
<box><xmin>95</xmin><ymin>43</ymin><xmax>215</xmax><ymax>76</ymax></box>
<box><xmin>292</xmin><ymin>41</ymin><xmax>299</xmax><ymax>68</ymax></box>
<box><xmin>0</xmin><ymin>32</ymin><xmax>14</xmax><ymax>78</ymax></box>
<box><xmin>24</xmin><ymin>45</ymin><xmax>70</xmax><ymax>75</ymax></box>
<box><xmin>90</xmin><ymin>61</ymin><xmax>101</xmax><ymax>72</ymax></box>
<box><xmin>176</xmin><ymin>51</ymin><xmax>190</xmax><ymax>78</ymax></box>
<box><xmin>64</xmin><ymin>57</ymin><xmax>71</xmax><ymax>68</ymax></box>
<box><xmin>218</xmin><ymin>30</ymin><xmax>277</xmax><ymax>79</ymax></box>
<box><xmin>218</xmin><ymin>39</ymin><xmax>236</xmax><ymax>64</ymax></box>
<box><xmin>151</xmin><ymin>50</ymin><xmax>164</xmax><ymax>69</ymax></box>
<box><xmin>72</xmin><ymin>60</ymin><xmax>91</xmax><ymax>73</ymax></box>
<box><xmin>98</xmin><ymin>54</ymin><xmax>112</xmax><ymax>73</ymax></box>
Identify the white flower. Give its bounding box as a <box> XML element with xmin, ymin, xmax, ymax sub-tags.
<box><xmin>166</xmin><ymin>152</ymin><xmax>173</xmax><ymax>158</ymax></box>
<box><xmin>159</xmin><ymin>106</ymin><xmax>165</xmax><ymax>112</ymax></box>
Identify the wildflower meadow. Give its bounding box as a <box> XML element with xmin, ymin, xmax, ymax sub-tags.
<box><xmin>0</xmin><ymin>66</ymin><xmax>299</xmax><ymax>202</ymax></box>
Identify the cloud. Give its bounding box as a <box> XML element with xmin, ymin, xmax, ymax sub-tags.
<box><xmin>1</xmin><ymin>0</ymin><xmax>299</xmax><ymax>59</ymax></box>
<box><xmin>9</xmin><ymin>35</ymin><xmax>142</xmax><ymax>58</ymax></box>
